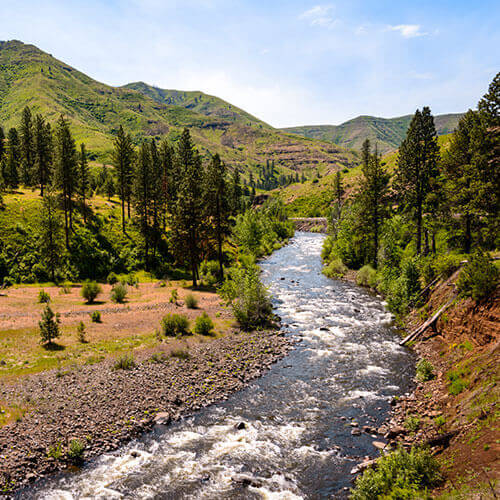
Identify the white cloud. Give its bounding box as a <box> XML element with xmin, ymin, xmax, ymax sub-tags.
<box><xmin>387</xmin><ymin>24</ymin><xmax>427</xmax><ymax>38</ymax></box>
<box><xmin>299</xmin><ymin>5</ymin><xmax>337</xmax><ymax>28</ymax></box>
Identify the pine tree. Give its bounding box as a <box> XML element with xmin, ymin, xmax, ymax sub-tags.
<box><xmin>20</xmin><ymin>106</ymin><xmax>35</xmax><ymax>186</ymax></box>
<box><xmin>6</xmin><ymin>128</ymin><xmax>20</xmax><ymax>189</ymax></box>
<box><xmin>78</xmin><ymin>143</ymin><xmax>90</xmax><ymax>222</ymax></box>
<box><xmin>33</xmin><ymin>115</ymin><xmax>52</xmax><ymax>196</ymax></box>
<box><xmin>39</xmin><ymin>305</ymin><xmax>61</xmax><ymax>346</ymax></box>
<box><xmin>205</xmin><ymin>153</ymin><xmax>230</xmax><ymax>280</ymax></box>
<box><xmin>104</xmin><ymin>174</ymin><xmax>115</xmax><ymax>200</ymax></box>
<box><xmin>160</xmin><ymin>139</ymin><xmax>175</xmax><ymax>230</ymax></box>
<box><xmin>230</xmin><ymin>168</ymin><xmax>242</xmax><ymax>215</ymax></box>
<box><xmin>38</xmin><ymin>190</ymin><xmax>65</xmax><ymax>282</ymax></box>
<box><xmin>112</xmin><ymin>125</ymin><xmax>134</xmax><ymax>232</ymax></box>
<box><xmin>357</xmin><ymin>141</ymin><xmax>390</xmax><ymax>266</ymax></box>
<box><xmin>150</xmin><ymin>139</ymin><xmax>162</xmax><ymax>255</ymax></box>
<box><xmin>394</xmin><ymin>107</ymin><xmax>440</xmax><ymax>254</ymax></box>
<box><xmin>170</xmin><ymin>128</ymin><xmax>204</xmax><ymax>286</ymax></box>
<box><xmin>133</xmin><ymin>142</ymin><xmax>153</xmax><ymax>267</ymax></box>
<box><xmin>0</xmin><ymin>126</ymin><xmax>5</xmax><ymax>163</ymax></box>
<box><xmin>53</xmin><ymin>116</ymin><xmax>77</xmax><ymax>249</ymax></box>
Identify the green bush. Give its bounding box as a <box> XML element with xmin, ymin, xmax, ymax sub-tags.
<box><xmin>434</xmin><ymin>254</ymin><xmax>464</xmax><ymax>280</ymax></box>
<box><xmin>113</xmin><ymin>353</ymin><xmax>136</xmax><ymax>370</ymax></box>
<box><xmin>60</xmin><ymin>281</ymin><xmax>72</xmax><ymax>294</ymax></box>
<box><xmin>200</xmin><ymin>260</ymin><xmax>220</xmax><ymax>286</ymax></box>
<box><xmin>323</xmin><ymin>258</ymin><xmax>347</xmax><ymax>279</ymax></box>
<box><xmin>161</xmin><ymin>313</ymin><xmax>190</xmax><ymax>337</ymax></box>
<box><xmin>184</xmin><ymin>293</ymin><xmax>198</xmax><ymax>309</ymax></box>
<box><xmin>219</xmin><ymin>265</ymin><xmax>272</xmax><ymax>330</ymax></box>
<box><xmin>81</xmin><ymin>281</ymin><xmax>102</xmax><ymax>304</ymax></box>
<box><xmin>110</xmin><ymin>283</ymin><xmax>128</xmax><ymax>303</ymax></box>
<box><xmin>107</xmin><ymin>272</ymin><xmax>118</xmax><ymax>285</ymax></box>
<box><xmin>457</xmin><ymin>251</ymin><xmax>499</xmax><ymax>301</ymax></box>
<box><xmin>356</xmin><ymin>265</ymin><xmax>377</xmax><ymax>288</ymax></box>
<box><xmin>405</xmin><ymin>415</ymin><xmax>421</xmax><ymax>432</ymax></box>
<box><xmin>169</xmin><ymin>288</ymin><xmax>178</xmax><ymax>304</ymax></box>
<box><xmin>122</xmin><ymin>273</ymin><xmax>138</xmax><ymax>287</ymax></box>
<box><xmin>90</xmin><ymin>311</ymin><xmax>101</xmax><ymax>323</ymax></box>
<box><xmin>416</xmin><ymin>358</ymin><xmax>435</xmax><ymax>382</ymax></box>
<box><xmin>434</xmin><ymin>415</ymin><xmax>446</xmax><ymax>428</ymax></box>
<box><xmin>67</xmin><ymin>439</ymin><xmax>85</xmax><ymax>463</ymax></box>
<box><xmin>447</xmin><ymin>368</ymin><xmax>469</xmax><ymax>395</ymax></box>
<box><xmin>194</xmin><ymin>312</ymin><xmax>215</xmax><ymax>336</ymax></box>
<box><xmin>171</xmin><ymin>348</ymin><xmax>190</xmax><ymax>359</ymax></box>
<box><xmin>47</xmin><ymin>442</ymin><xmax>63</xmax><ymax>460</ymax></box>
<box><xmin>350</xmin><ymin>447</ymin><xmax>442</xmax><ymax>499</ymax></box>
<box><xmin>38</xmin><ymin>290</ymin><xmax>51</xmax><ymax>303</ymax></box>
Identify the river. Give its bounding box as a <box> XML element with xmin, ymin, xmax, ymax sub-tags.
<box><xmin>32</xmin><ymin>232</ymin><xmax>414</xmax><ymax>499</ymax></box>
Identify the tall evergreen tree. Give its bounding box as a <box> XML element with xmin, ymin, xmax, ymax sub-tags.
<box><xmin>78</xmin><ymin>143</ymin><xmax>90</xmax><ymax>223</ymax></box>
<box><xmin>38</xmin><ymin>190</ymin><xmax>64</xmax><ymax>282</ymax></box>
<box><xmin>394</xmin><ymin>107</ymin><xmax>440</xmax><ymax>254</ymax></box>
<box><xmin>160</xmin><ymin>139</ymin><xmax>175</xmax><ymax>229</ymax></box>
<box><xmin>205</xmin><ymin>153</ymin><xmax>230</xmax><ymax>280</ymax></box>
<box><xmin>230</xmin><ymin>168</ymin><xmax>242</xmax><ymax>215</ymax></box>
<box><xmin>5</xmin><ymin>128</ymin><xmax>20</xmax><ymax>189</ymax></box>
<box><xmin>20</xmin><ymin>106</ymin><xmax>35</xmax><ymax>186</ymax></box>
<box><xmin>0</xmin><ymin>126</ymin><xmax>5</xmax><ymax>163</ymax></box>
<box><xmin>133</xmin><ymin>142</ymin><xmax>153</xmax><ymax>267</ymax></box>
<box><xmin>170</xmin><ymin>128</ymin><xmax>204</xmax><ymax>286</ymax></box>
<box><xmin>112</xmin><ymin>125</ymin><xmax>134</xmax><ymax>232</ymax></box>
<box><xmin>150</xmin><ymin>139</ymin><xmax>162</xmax><ymax>255</ymax></box>
<box><xmin>33</xmin><ymin>115</ymin><xmax>52</xmax><ymax>197</ymax></box>
<box><xmin>357</xmin><ymin>141</ymin><xmax>390</xmax><ymax>267</ymax></box>
<box><xmin>53</xmin><ymin>116</ymin><xmax>77</xmax><ymax>249</ymax></box>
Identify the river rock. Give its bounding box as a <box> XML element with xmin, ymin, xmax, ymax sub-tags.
<box><xmin>234</xmin><ymin>421</ymin><xmax>247</xmax><ymax>430</ymax></box>
<box><xmin>233</xmin><ymin>473</ymin><xmax>263</xmax><ymax>488</ymax></box>
<box><xmin>154</xmin><ymin>412</ymin><xmax>171</xmax><ymax>425</ymax></box>
<box><xmin>372</xmin><ymin>441</ymin><xmax>386</xmax><ymax>450</ymax></box>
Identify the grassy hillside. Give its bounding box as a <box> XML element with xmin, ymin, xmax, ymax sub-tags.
<box><xmin>277</xmin><ymin>133</ymin><xmax>453</xmax><ymax>217</ymax></box>
<box><xmin>282</xmin><ymin>113</ymin><xmax>462</xmax><ymax>154</ymax></box>
<box><xmin>0</xmin><ymin>40</ymin><xmax>357</xmax><ymax>175</ymax></box>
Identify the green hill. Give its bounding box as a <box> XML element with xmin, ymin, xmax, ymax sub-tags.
<box><xmin>0</xmin><ymin>40</ymin><xmax>357</xmax><ymax>175</ymax></box>
<box><xmin>282</xmin><ymin>113</ymin><xmax>462</xmax><ymax>154</ymax></box>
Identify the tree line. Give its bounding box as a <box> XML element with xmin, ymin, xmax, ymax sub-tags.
<box><xmin>0</xmin><ymin>111</ymin><xmax>246</xmax><ymax>286</ymax></box>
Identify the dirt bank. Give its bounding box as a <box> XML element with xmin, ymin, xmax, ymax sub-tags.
<box><xmin>382</xmin><ymin>274</ymin><xmax>499</xmax><ymax>497</ymax></box>
<box><xmin>0</xmin><ymin>329</ymin><xmax>292</xmax><ymax>495</ymax></box>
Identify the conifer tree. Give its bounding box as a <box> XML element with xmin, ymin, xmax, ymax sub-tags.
<box><xmin>20</xmin><ymin>106</ymin><xmax>35</xmax><ymax>186</ymax></box>
<box><xmin>38</xmin><ymin>190</ymin><xmax>64</xmax><ymax>282</ymax></box>
<box><xmin>133</xmin><ymin>142</ymin><xmax>153</xmax><ymax>267</ymax></box>
<box><xmin>33</xmin><ymin>115</ymin><xmax>52</xmax><ymax>196</ymax></box>
<box><xmin>0</xmin><ymin>126</ymin><xmax>5</xmax><ymax>163</ymax></box>
<box><xmin>150</xmin><ymin>139</ymin><xmax>162</xmax><ymax>255</ymax></box>
<box><xmin>205</xmin><ymin>153</ymin><xmax>230</xmax><ymax>280</ymax></box>
<box><xmin>357</xmin><ymin>141</ymin><xmax>390</xmax><ymax>266</ymax></box>
<box><xmin>170</xmin><ymin>128</ymin><xmax>204</xmax><ymax>286</ymax></box>
<box><xmin>39</xmin><ymin>305</ymin><xmax>61</xmax><ymax>346</ymax></box>
<box><xmin>230</xmin><ymin>168</ymin><xmax>242</xmax><ymax>215</ymax></box>
<box><xmin>53</xmin><ymin>116</ymin><xmax>77</xmax><ymax>249</ymax></box>
<box><xmin>160</xmin><ymin>139</ymin><xmax>176</xmax><ymax>227</ymax></box>
<box><xmin>6</xmin><ymin>128</ymin><xmax>20</xmax><ymax>189</ymax></box>
<box><xmin>112</xmin><ymin>125</ymin><xmax>134</xmax><ymax>232</ymax></box>
<box><xmin>394</xmin><ymin>107</ymin><xmax>440</xmax><ymax>254</ymax></box>
<box><xmin>78</xmin><ymin>143</ymin><xmax>89</xmax><ymax>222</ymax></box>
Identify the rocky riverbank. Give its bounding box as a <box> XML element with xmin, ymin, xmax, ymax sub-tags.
<box><xmin>0</xmin><ymin>329</ymin><xmax>292</xmax><ymax>495</ymax></box>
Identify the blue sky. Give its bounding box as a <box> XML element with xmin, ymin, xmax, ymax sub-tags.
<box><xmin>1</xmin><ymin>0</ymin><xmax>498</xmax><ymax>127</ymax></box>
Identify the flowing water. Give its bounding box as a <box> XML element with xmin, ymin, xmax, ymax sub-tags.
<box><xmin>31</xmin><ymin>232</ymin><xmax>414</xmax><ymax>499</ymax></box>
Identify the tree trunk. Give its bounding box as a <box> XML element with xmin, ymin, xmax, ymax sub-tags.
<box><xmin>416</xmin><ymin>202</ymin><xmax>422</xmax><ymax>255</ymax></box>
<box><xmin>465</xmin><ymin>213</ymin><xmax>472</xmax><ymax>253</ymax></box>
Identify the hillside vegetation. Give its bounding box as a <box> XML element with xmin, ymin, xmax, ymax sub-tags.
<box><xmin>283</xmin><ymin>113</ymin><xmax>462</xmax><ymax>154</ymax></box>
<box><xmin>0</xmin><ymin>40</ymin><xmax>357</xmax><ymax>176</ymax></box>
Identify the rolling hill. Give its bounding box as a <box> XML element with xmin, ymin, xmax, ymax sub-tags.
<box><xmin>0</xmin><ymin>40</ymin><xmax>357</xmax><ymax>175</ymax></box>
<box><xmin>282</xmin><ymin>113</ymin><xmax>462</xmax><ymax>154</ymax></box>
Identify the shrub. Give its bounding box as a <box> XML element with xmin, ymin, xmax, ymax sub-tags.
<box><xmin>434</xmin><ymin>254</ymin><xmax>463</xmax><ymax>279</ymax></box>
<box><xmin>356</xmin><ymin>265</ymin><xmax>377</xmax><ymax>288</ymax></box>
<box><xmin>67</xmin><ymin>439</ymin><xmax>85</xmax><ymax>463</ymax></box>
<box><xmin>169</xmin><ymin>288</ymin><xmax>178</xmax><ymax>304</ymax></box>
<box><xmin>350</xmin><ymin>447</ymin><xmax>442</xmax><ymax>499</ymax></box>
<box><xmin>194</xmin><ymin>312</ymin><xmax>215</xmax><ymax>336</ymax></box>
<box><xmin>81</xmin><ymin>281</ymin><xmax>102</xmax><ymax>304</ymax></box>
<box><xmin>405</xmin><ymin>415</ymin><xmax>420</xmax><ymax>432</ymax></box>
<box><xmin>161</xmin><ymin>313</ymin><xmax>190</xmax><ymax>337</ymax></box>
<box><xmin>90</xmin><ymin>311</ymin><xmax>101</xmax><ymax>323</ymax></box>
<box><xmin>434</xmin><ymin>415</ymin><xmax>446</xmax><ymax>428</ymax></box>
<box><xmin>77</xmin><ymin>321</ymin><xmax>86</xmax><ymax>343</ymax></box>
<box><xmin>107</xmin><ymin>272</ymin><xmax>118</xmax><ymax>285</ymax></box>
<box><xmin>59</xmin><ymin>281</ymin><xmax>72</xmax><ymax>294</ymax></box>
<box><xmin>219</xmin><ymin>265</ymin><xmax>272</xmax><ymax>330</ymax></box>
<box><xmin>184</xmin><ymin>293</ymin><xmax>198</xmax><ymax>309</ymax></box>
<box><xmin>171</xmin><ymin>348</ymin><xmax>190</xmax><ymax>359</ymax></box>
<box><xmin>447</xmin><ymin>368</ymin><xmax>469</xmax><ymax>395</ymax></box>
<box><xmin>322</xmin><ymin>258</ymin><xmax>347</xmax><ymax>279</ymax></box>
<box><xmin>39</xmin><ymin>305</ymin><xmax>61</xmax><ymax>345</ymax></box>
<box><xmin>200</xmin><ymin>260</ymin><xmax>220</xmax><ymax>286</ymax></box>
<box><xmin>47</xmin><ymin>442</ymin><xmax>63</xmax><ymax>460</ymax></box>
<box><xmin>110</xmin><ymin>283</ymin><xmax>128</xmax><ymax>303</ymax></box>
<box><xmin>38</xmin><ymin>290</ymin><xmax>51</xmax><ymax>303</ymax></box>
<box><xmin>122</xmin><ymin>273</ymin><xmax>138</xmax><ymax>287</ymax></box>
<box><xmin>457</xmin><ymin>251</ymin><xmax>499</xmax><ymax>302</ymax></box>
<box><xmin>113</xmin><ymin>353</ymin><xmax>136</xmax><ymax>370</ymax></box>
<box><xmin>416</xmin><ymin>358</ymin><xmax>435</xmax><ymax>382</ymax></box>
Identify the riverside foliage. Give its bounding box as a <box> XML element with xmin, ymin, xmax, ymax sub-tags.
<box><xmin>322</xmin><ymin>73</ymin><xmax>499</xmax><ymax>315</ymax></box>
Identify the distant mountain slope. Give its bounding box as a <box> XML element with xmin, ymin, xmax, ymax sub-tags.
<box><xmin>282</xmin><ymin>113</ymin><xmax>463</xmax><ymax>154</ymax></box>
<box><xmin>0</xmin><ymin>40</ymin><xmax>357</xmax><ymax>174</ymax></box>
